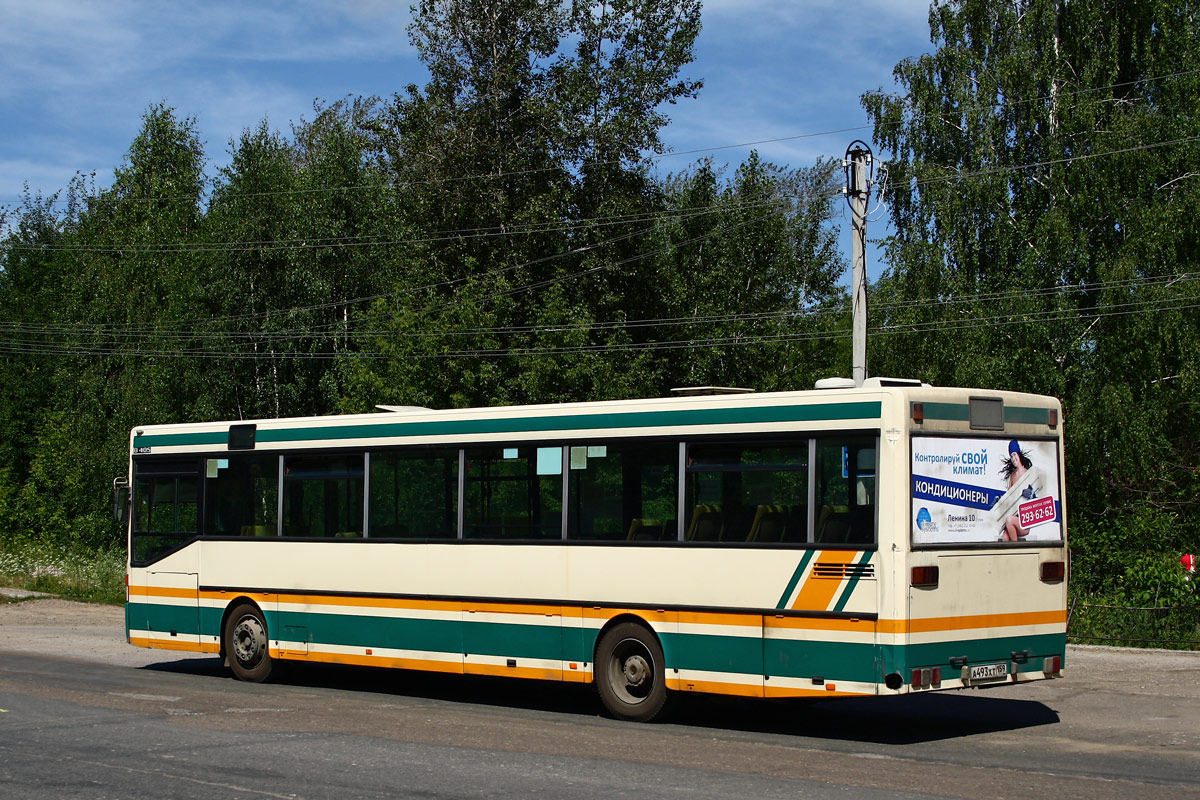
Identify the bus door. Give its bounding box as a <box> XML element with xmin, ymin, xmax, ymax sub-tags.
<box><xmin>142</xmin><ymin>570</ymin><xmax>201</xmax><ymax>648</ymax></box>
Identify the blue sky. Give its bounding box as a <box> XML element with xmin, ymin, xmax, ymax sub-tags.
<box><xmin>0</xmin><ymin>0</ymin><xmax>934</xmax><ymax>275</ymax></box>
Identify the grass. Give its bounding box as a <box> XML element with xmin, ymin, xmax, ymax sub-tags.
<box><xmin>0</xmin><ymin>541</ymin><xmax>126</xmax><ymax>605</ymax></box>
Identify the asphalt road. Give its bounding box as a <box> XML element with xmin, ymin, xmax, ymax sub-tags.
<box><xmin>1</xmin><ymin>600</ymin><xmax>1199</xmax><ymax>799</ymax></box>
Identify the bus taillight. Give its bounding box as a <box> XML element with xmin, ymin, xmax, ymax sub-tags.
<box><xmin>1040</xmin><ymin>561</ymin><xmax>1065</xmax><ymax>582</ymax></box>
<box><xmin>911</xmin><ymin>667</ymin><xmax>941</xmax><ymax>689</ymax></box>
<box><xmin>912</xmin><ymin>566</ymin><xmax>939</xmax><ymax>588</ymax></box>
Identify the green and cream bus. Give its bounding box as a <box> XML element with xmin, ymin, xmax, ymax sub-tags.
<box><xmin>120</xmin><ymin>379</ymin><xmax>1067</xmax><ymax>721</ymax></box>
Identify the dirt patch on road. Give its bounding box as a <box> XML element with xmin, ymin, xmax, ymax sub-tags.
<box><xmin>0</xmin><ymin>597</ymin><xmax>209</xmax><ymax>668</ymax></box>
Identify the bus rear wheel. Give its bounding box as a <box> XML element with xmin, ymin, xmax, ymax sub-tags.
<box><xmin>223</xmin><ymin>602</ymin><xmax>274</xmax><ymax>682</ymax></box>
<box><xmin>595</xmin><ymin>622</ymin><xmax>667</xmax><ymax>722</ymax></box>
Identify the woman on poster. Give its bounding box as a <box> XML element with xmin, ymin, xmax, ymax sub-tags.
<box><xmin>999</xmin><ymin>440</ymin><xmax>1034</xmax><ymax>542</ymax></box>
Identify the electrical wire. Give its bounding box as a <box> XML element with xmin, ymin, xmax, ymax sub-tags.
<box><xmin>7</xmin><ymin>66</ymin><xmax>1199</xmax><ymax>208</ymax></box>
<box><xmin>0</xmin><ymin>270</ymin><xmax>1193</xmax><ymax>343</ymax></box>
<box><xmin>1</xmin><ymin>280</ymin><xmax>1194</xmax><ymax>360</ymax></box>
<box><xmin>1</xmin><ymin>194</ymin><xmax>797</xmax><ymax>255</ymax></box>
<box><xmin>910</xmin><ymin>135</ymin><xmax>1200</xmax><ymax>189</ymax></box>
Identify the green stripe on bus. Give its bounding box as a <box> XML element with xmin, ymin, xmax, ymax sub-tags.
<box><xmin>273</xmin><ymin>610</ymin><xmax>466</xmax><ymax>656</ymax></box>
<box><xmin>128</xmin><ymin>602</ymin><xmax>201</xmax><ymax>636</ymax></box>
<box><xmin>831</xmin><ymin>550</ymin><xmax>875</xmax><ymax>613</ymax></box>
<box><xmin>902</xmin><ymin>632</ymin><xmax>1066</xmax><ymax>670</ymax></box>
<box><xmin>1004</xmin><ymin>406</ymin><xmax>1051</xmax><ymax>424</ymax></box>
<box><xmin>661</xmin><ymin>631</ymin><xmax>764</xmax><ymax>677</ymax></box>
<box><xmin>764</xmin><ymin>637</ymin><xmax>880</xmax><ymax>683</ymax></box>
<box><xmin>143</xmin><ymin>603</ymin><xmax>1066</xmax><ymax>688</ymax></box>
<box><xmin>134</xmin><ymin>401</ymin><xmax>883</xmax><ymax>449</ymax></box>
<box><xmin>917</xmin><ymin>402</ymin><xmax>1049</xmax><ymax>425</ymax></box>
<box><xmin>776</xmin><ymin>550</ymin><xmax>817</xmax><ymax>609</ymax></box>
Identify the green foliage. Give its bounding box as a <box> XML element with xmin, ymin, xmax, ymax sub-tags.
<box><xmin>864</xmin><ymin>0</ymin><xmax>1200</xmax><ymax>590</ymax></box>
<box><xmin>0</xmin><ymin>541</ymin><xmax>126</xmax><ymax>605</ymax></box>
<box><xmin>0</xmin><ymin>2</ymin><xmax>844</xmax><ymax>555</ymax></box>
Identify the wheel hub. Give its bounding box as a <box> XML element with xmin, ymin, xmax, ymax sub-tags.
<box><xmin>623</xmin><ymin>654</ymin><xmax>649</xmax><ymax>688</ymax></box>
<box><xmin>233</xmin><ymin>616</ymin><xmax>265</xmax><ymax>665</ymax></box>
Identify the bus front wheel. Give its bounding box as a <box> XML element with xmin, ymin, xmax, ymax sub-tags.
<box><xmin>223</xmin><ymin>602</ymin><xmax>274</xmax><ymax>682</ymax></box>
<box><xmin>595</xmin><ymin>622</ymin><xmax>667</xmax><ymax>722</ymax></box>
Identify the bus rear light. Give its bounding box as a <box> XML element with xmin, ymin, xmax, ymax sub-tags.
<box><xmin>912</xmin><ymin>667</ymin><xmax>940</xmax><ymax>689</ymax></box>
<box><xmin>912</xmin><ymin>402</ymin><xmax>924</xmax><ymax>423</ymax></box>
<box><xmin>1040</xmin><ymin>561</ymin><xmax>1065</xmax><ymax>582</ymax></box>
<box><xmin>1043</xmin><ymin>656</ymin><xmax>1062</xmax><ymax>676</ymax></box>
<box><xmin>1048</xmin><ymin>408</ymin><xmax>1059</xmax><ymax>429</ymax></box>
<box><xmin>912</xmin><ymin>566</ymin><xmax>939</xmax><ymax>588</ymax></box>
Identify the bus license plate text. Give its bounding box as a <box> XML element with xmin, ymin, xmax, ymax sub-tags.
<box><xmin>970</xmin><ymin>663</ymin><xmax>1008</xmax><ymax>681</ymax></box>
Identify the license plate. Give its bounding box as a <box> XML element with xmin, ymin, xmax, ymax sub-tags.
<box><xmin>969</xmin><ymin>662</ymin><xmax>1008</xmax><ymax>681</ymax></box>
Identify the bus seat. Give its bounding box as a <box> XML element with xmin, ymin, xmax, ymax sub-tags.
<box><xmin>241</xmin><ymin>525</ymin><xmax>273</xmax><ymax>537</ymax></box>
<box><xmin>686</xmin><ymin>504</ymin><xmax>723</xmax><ymax>541</ymax></box>
<box><xmin>815</xmin><ymin>505</ymin><xmax>851</xmax><ymax>543</ymax></box>
<box><xmin>747</xmin><ymin>505</ymin><xmax>787</xmax><ymax>542</ymax></box>
<box><xmin>626</xmin><ymin>518</ymin><xmax>664</xmax><ymax>541</ymax></box>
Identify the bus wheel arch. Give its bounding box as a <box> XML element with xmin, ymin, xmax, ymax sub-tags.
<box><xmin>593</xmin><ymin>616</ymin><xmax>668</xmax><ymax>722</ymax></box>
<box><xmin>221</xmin><ymin>599</ymin><xmax>274</xmax><ymax>683</ymax></box>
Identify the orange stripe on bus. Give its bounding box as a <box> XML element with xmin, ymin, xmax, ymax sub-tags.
<box><xmin>877</xmin><ymin>609</ymin><xmax>1067</xmax><ymax>634</ymax></box>
<box><xmin>128</xmin><ymin>637</ymin><xmax>218</xmax><ymax>654</ymax></box>
<box><xmin>273</xmin><ymin>649</ymin><xmax>464</xmax><ymax>675</ymax></box>
<box><xmin>128</xmin><ymin>586</ymin><xmax>197</xmax><ymax>599</ymax></box>
<box><xmin>790</xmin><ymin>550</ymin><xmax>860</xmax><ymax>612</ymax></box>
<box><xmin>273</xmin><ymin>594</ymin><xmax>463</xmax><ymax>614</ymax></box>
<box><xmin>764</xmin><ymin>615</ymin><xmax>875</xmax><ymax>632</ymax></box>
<box><xmin>764</xmin><ymin>684</ymin><xmax>871</xmax><ymax>699</ymax></box>
<box><xmin>677</xmin><ymin>610</ymin><xmax>762</xmax><ymax>628</ymax></box>
<box><xmin>582</xmin><ymin>607</ymin><xmax>677</xmax><ymax>622</ymax></box>
<box><xmin>465</xmin><ymin>663</ymin><xmax>562</xmax><ymax>682</ymax></box>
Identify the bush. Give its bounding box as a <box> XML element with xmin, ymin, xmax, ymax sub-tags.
<box><xmin>0</xmin><ymin>542</ymin><xmax>125</xmax><ymax>605</ymax></box>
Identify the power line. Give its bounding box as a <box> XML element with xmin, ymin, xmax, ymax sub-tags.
<box><xmin>1</xmin><ymin>281</ymin><xmax>1195</xmax><ymax>360</ymax></box>
<box><xmin>8</xmin><ymin>126</ymin><xmax>1197</xmax><ymax>262</ymax></box>
<box><xmin>910</xmin><ymin>135</ymin><xmax>1200</xmax><ymax>189</ymax></box>
<box><xmin>1</xmin><ymin>194</ymin><xmax>796</xmax><ymax>255</ymax></box>
<box><xmin>8</xmin><ymin>66</ymin><xmax>1199</xmax><ymax>208</ymax></box>
<box><xmin>1</xmin><ymin>270</ymin><xmax>1193</xmax><ymax>343</ymax></box>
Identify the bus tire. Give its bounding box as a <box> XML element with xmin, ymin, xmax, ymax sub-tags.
<box><xmin>223</xmin><ymin>602</ymin><xmax>274</xmax><ymax>683</ymax></box>
<box><xmin>595</xmin><ymin>621</ymin><xmax>668</xmax><ymax>722</ymax></box>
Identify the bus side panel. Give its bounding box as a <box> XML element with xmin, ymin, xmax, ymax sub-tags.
<box><xmin>664</xmin><ymin>610</ymin><xmax>763</xmax><ymax>698</ymax></box>
<box><xmin>763</xmin><ymin>616</ymin><xmax>879</xmax><ymax>698</ymax></box>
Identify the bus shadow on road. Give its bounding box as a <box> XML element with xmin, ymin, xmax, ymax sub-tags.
<box><xmin>142</xmin><ymin>657</ymin><xmax>1058</xmax><ymax>743</ymax></box>
<box><xmin>668</xmin><ymin>691</ymin><xmax>1060</xmax><ymax>744</ymax></box>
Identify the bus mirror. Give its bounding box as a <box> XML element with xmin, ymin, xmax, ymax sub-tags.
<box><xmin>112</xmin><ymin>477</ymin><xmax>129</xmax><ymax>527</ymax></box>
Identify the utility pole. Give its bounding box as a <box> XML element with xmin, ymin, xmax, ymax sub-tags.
<box><xmin>844</xmin><ymin>141</ymin><xmax>873</xmax><ymax>387</ymax></box>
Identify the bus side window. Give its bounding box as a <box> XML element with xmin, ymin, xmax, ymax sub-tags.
<box><xmin>566</xmin><ymin>442</ymin><xmax>677</xmax><ymax>541</ymax></box>
<box><xmin>204</xmin><ymin>455</ymin><xmax>279</xmax><ymax>537</ymax></box>
<box><xmin>282</xmin><ymin>454</ymin><xmax>364</xmax><ymax>539</ymax></box>
<box><xmin>813</xmin><ymin>438</ymin><xmax>876</xmax><ymax>545</ymax></box>
<box><xmin>463</xmin><ymin>446</ymin><xmax>562</xmax><ymax>540</ymax></box>
<box><xmin>369</xmin><ymin>449</ymin><xmax>458</xmax><ymax>539</ymax></box>
<box><xmin>684</xmin><ymin>443</ymin><xmax>808</xmax><ymax>544</ymax></box>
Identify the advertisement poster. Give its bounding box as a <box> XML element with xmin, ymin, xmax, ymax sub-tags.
<box><xmin>911</xmin><ymin>437</ymin><xmax>1062</xmax><ymax>545</ymax></box>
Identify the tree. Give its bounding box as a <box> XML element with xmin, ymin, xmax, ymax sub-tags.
<box><xmin>862</xmin><ymin>0</ymin><xmax>1200</xmax><ymax>589</ymax></box>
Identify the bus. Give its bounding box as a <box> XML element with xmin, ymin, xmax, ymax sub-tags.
<box><xmin>119</xmin><ymin>379</ymin><xmax>1067</xmax><ymax>721</ymax></box>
